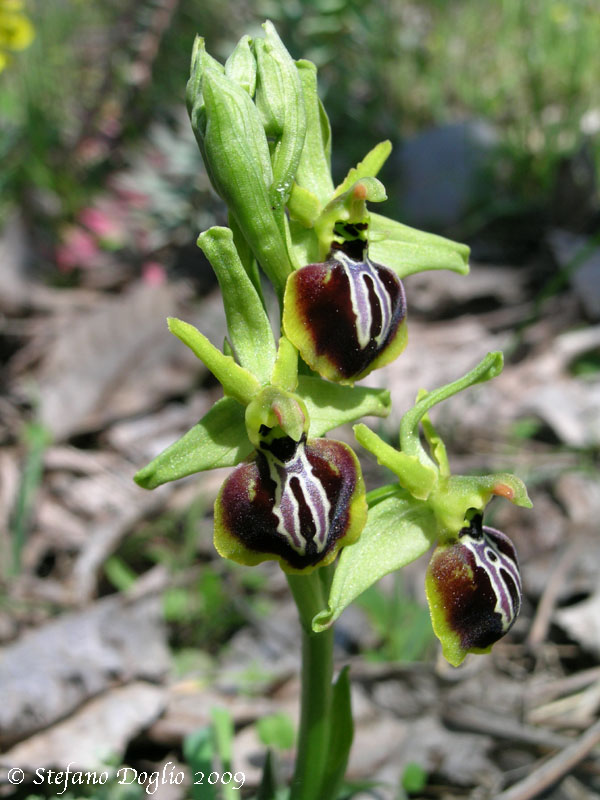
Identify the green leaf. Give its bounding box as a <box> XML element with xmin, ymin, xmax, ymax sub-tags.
<box><xmin>313</xmin><ymin>493</ymin><xmax>437</xmax><ymax>631</ymax></box>
<box><xmin>134</xmin><ymin>397</ymin><xmax>252</xmax><ymax>489</ymax></box>
<box><xmin>333</xmin><ymin>140</ymin><xmax>392</xmax><ymax>198</ymax></box>
<box><xmin>402</xmin><ymin>762</ymin><xmax>428</xmax><ymax>793</ymax></box>
<box><xmin>368</xmin><ymin>212</ymin><xmax>470</xmax><ymax>278</ymax></box>
<box><xmin>225</xmin><ymin>34</ymin><xmax>256</xmax><ymax>95</ymax></box>
<box><xmin>198</xmin><ymin>227</ymin><xmax>276</xmax><ymax>384</ymax></box>
<box><xmin>257</xmin><ymin>712</ymin><xmax>296</xmax><ymax>750</ymax></box>
<box><xmin>256</xmin><ymin>750</ymin><xmax>280</xmax><ymax>800</ymax></box>
<box><xmin>168</xmin><ymin>317</ymin><xmax>261</xmax><ymax>404</ymax></box>
<box><xmin>319</xmin><ymin>667</ymin><xmax>354</xmax><ymax>800</ymax></box>
<box><xmin>294</xmin><ymin>59</ymin><xmax>334</xmax><ymax>205</ymax></box>
<box><xmin>183</xmin><ymin>727</ymin><xmax>217</xmax><ymax>800</ymax></box>
<box><xmin>296</xmin><ymin>376</ymin><xmax>391</xmax><ymax>437</ymax></box>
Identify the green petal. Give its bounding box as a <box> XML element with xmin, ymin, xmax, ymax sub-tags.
<box><xmin>332</xmin><ymin>140</ymin><xmax>392</xmax><ymax>199</ymax></box>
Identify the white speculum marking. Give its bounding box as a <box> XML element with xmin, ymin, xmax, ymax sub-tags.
<box><xmin>465</xmin><ymin>530</ymin><xmax>522</xmax><ymax>631</ymax></box>
<box><xmin>265</xmin><ymin>441</ymin><xmax>331</xmax><ymax>555</ymax></box>
<box><xmin>333</xmin><ymin>252</ymin><xmax>393</xmax><ymax>350</ymax></box>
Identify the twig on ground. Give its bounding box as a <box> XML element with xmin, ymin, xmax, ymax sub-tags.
<box><xmin>495</xmin><ymin>718</ymin><xmax>600</xmax><ymax>800</ymax></box>
<box><xmin>527</xmin><ymin>536</ymin><xmax>585</xmax><ymax>650</ymax></box>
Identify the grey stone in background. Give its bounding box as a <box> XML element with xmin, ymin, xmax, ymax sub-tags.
<box><xmin>393</xmin><ymin>120</ymin><xmax>500</xmax><ymax>230</ymax></box>
<box><xmin>547</xmin><ymin>229</ymin><xmax>600</xmax><ymax>321</ymax></box>
<box><xmin>0</xmin><ymin>594</ymin><xmax>169</xmax><ymax>747</ymax></box>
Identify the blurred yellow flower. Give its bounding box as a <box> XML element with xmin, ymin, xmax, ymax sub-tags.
<box><xmin>0</xmin><ymin>0</ymin><xmax>35</xmax><ymax>71</ymax></box>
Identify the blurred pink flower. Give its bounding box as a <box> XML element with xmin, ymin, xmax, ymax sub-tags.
<box><xmin>142</xmin><ymin>261</ymin><xmax>167</xmax><ymax>286</ymax></box>
<box><xmin>79</xmin><ymin>205</ymin><xmax>125</xmax><ymax>245</ymax></box>
<box><xmin>56</xmin><ymin>226</ymin><xmax>99</xmax><ymax>271</ymax></box>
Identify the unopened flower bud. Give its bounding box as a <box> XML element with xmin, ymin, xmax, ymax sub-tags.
<box><xmin>214</xmin><ymin>434</ymin><xmax>366</xmax><ymax>573</ymax></box>
<box><xmin>425</xmin><ymin>514</ymin><xmax>522</xmax><ymax>666</ymax></box>
<box><xmin>283</xmin><ymin>251</ymin><xmax>407</xmax><ymax>383</ymax></box>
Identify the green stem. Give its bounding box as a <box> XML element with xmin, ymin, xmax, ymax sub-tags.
<box><xmin>287</xmin><ymin>566</ymin><xmax>335</xmax><ymax>800</ymax></box>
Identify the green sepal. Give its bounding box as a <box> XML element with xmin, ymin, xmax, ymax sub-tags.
<box><xmin>313</xmin><ymin>492</ymin><xmax>437</xmax><ymax>631</ymax></box>
<box><xmin>297</xmin><ymin>376</ymin><xmax>391</xmax><ymax>438</ymax></box>
<box><xmin>168</xmin><ymin>317</ymin><xmax>261</xmax><ymax>405</ymax></box>
<box><xmin>318</xmin><ymin>667</ymin><xmax>354</xmax><ymax>800</ymax></box>
<box><xmin>197</xmin><ymin>227</ymin><xmax>276</xmax><ymax>385</ymax></box>
<box><xmin>294</xmin><ymin>59</ymin><xmax>334</xmax><ymax>205</ymax></box>
<box><xmin>368</xmin><ymin>212</ymin><xmax>470</xmax><ymax>278</ymax></box>
<box><xmin>245</xmin><ymin>386</ymin><xmax>309</xmax><ymax>448</ymax></box>
<box><xmin>225</xmin><ymin>34</ymin><xmax>256</xmax><ymax>95</ymax></box>
<box><xmin>333</xmin><ymin>140</ymin><xmax>392</xmax><ymax>198</ymax></box>
<box><xmin>353</xmin><ymin>423</ymin><xmax>437</xmax><ymax>500</ymax></box>
<box><xmin>430</xmin><ymin>472</ymin><xmax>532</xmax><ymax>539</ymax></box>
<box><xmin>254</xmin><ymin>21</ymin><xmax>306</xmax><ymax>210</ymax></box>
<box><xmin>134</xmin><ymin>397</ymin><xmax>251</xmax><ymax>490</ymax></box>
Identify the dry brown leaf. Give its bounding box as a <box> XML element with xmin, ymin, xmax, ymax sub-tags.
<box><xmin>21</xmin><ymin>283</ymin><xmax>226</xmax><ymax>442</ymax></box>
<box><xmin>555</xmin><ymin>591</ymin><xmax>600</xmax><ymax>658</ymax></box>
<box><xmin>0</xmin><ymin>594</ymin><xmax>169</xmax><ymax>747</ymax></box>
<box><xmin>0</xmin><ymin>682</ymin><xmax>166</xmax><ymax>774</ymax></box>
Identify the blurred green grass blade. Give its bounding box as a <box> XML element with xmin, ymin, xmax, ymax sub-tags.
<box><xmin>256</xmin><ymin>749</ymin><xmax>278</xmax><ymax>800</ymax></box>
<box><xmin>10</xmin><ymin>422</ymin><xmax>51</xmax><ymax>575</ymax></box>
<box><xmin>211</xmin><ymin>707</ymin><xmax>238</xmax><ymax>800</ymax></box>
<box><xmin>183</xmin><ymin>727</ymin><xmax>217</xmax><ymax>800</ymax></box>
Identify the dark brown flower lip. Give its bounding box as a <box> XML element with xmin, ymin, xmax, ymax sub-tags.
<box><xmin>285</xmin><ymin>253</ymin><xmax>406</xmax><ymax>380</ymax></box>
<box><xmin>428</xmin><ymin>515</ymin><xmax>522</xmax><ymax>653</ymax></box>
<box><xmin>215</xmin><ymin>437</ymin><xmax>365</xmax><ymax>571</ymax></box>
